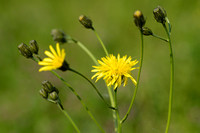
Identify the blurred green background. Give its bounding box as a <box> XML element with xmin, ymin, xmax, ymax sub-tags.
<box><xmin>0</xmin><ymin>0</ymin><xmax>200</xmax><ymax>132</ymax></box>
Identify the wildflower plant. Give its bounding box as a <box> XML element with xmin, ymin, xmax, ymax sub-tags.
<box><xmin>18</xmin><ymin>5</ymin><xmax>174</xmax><ymax>133</ymax></box>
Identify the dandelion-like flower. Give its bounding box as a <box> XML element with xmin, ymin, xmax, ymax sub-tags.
<box><xmin>91</xmin><ymin>54</ymin><xmax>139</xmax><ymax>90</ymax></box>
<box><xmin>38</xmin><ymin>43</ymin><xmax>69</xmax><ymax>72</ymax></box>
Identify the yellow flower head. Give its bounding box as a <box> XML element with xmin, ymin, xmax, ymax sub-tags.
<box><xmin>91</xmin><ymin>54</ymin><xmax>139</xmax><ymax>90</ymax></box>
<box><xmin>38</xmin><ymin>43</ymin><xmax>66</xmax><ymax>72</ymax></box>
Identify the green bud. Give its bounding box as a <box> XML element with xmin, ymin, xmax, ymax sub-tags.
<box><xmin>42</xmin><ymin>80</ymin><xmax>54</xmax><ymax>93</ymax></box>
<box><xmin>51</xmin><ymin>29</ymin><xmax>67</xmax><ymax>43</ymax></box>
<box><xmin>142</xmin><ymin>27</ymin><xmax>153</xmax><ymax>36</ymax></box>
<box><xmin>29</xmin><ymin>40</ymin><xmax>39</xmax><ymax>54</ymax></box>
<box><xmin>153</xmin><ymin>6</ymin><xmax>167</xmax><ymax>24</ymax></box>
<box><xmin>18</xmin><ymin>43</ymin><xmax>33</xmax><ymax>58</ymax></box>
<box><xmin>133</xmin><ymin>10</ymin><xmax>146</xmax><ymax>29</ymax></box>
<box><xmin>54</xmin><ymin>87</ymin><xmax>59</xmax><ymax>94</ymax></box>
<box><xmin>39</xmin><ymin>88</ymin><xmax>48</xmax><ymax>99</ymax></box>
<box><xmin>59</xmin><ymin>60</ymin><xmax>70</xmax><ymax>71</ymax></box>
<box><xmin>49</xmin><ymin>91</ymin><xmax>59</xmax><ymax>101</ymax></box>
<box><xmin>79</xmin><ymin>15</ymin><xmax>94</xmax><ymax>30</ymax></box>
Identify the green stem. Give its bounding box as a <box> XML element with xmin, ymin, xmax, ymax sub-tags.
<box><xmin>72</xmin><ymin>35</ymin><xmax>116</xmax><ymax>132</ymax></box>
<box><xmin>106</xmin><ymin>86</ymin><xmax>117</xmax><ymax>132</ymax></box>
<box><xmin>50</xmin><ymin>70</ymin><xmax>105</xmax><ymax>133</ymax></box>
<box><xmin>152</xmin><ymin>34</ymin><xmax>169</xmax><ymax>42</ymax></box>
<box><xmin>69</xmin><ymin>68</ymin><xmax>114</xmax><ymax>109</ymax></box>
<box><xmin>72</xmin><ymin>39</ymin><xmax>98</xmax><ymax>65</ymax></box>
<box><xmin>166</xmin><ymin>17</ymin><xmax>172</xmax><ymax>34</ymax></box>
<box><xmin>35</xmin><ymin>55</ymin><xmax>42</xmax><ymax>61</ymax></box>
<box><xmin>57</xmin><ymin>103</ymin><xmax>81</xmax><ymax>133</ymax></box>
<box><xmin>114</xmin><ymin>89</ymin><xmax>122</xmax><ymax>133</ymax></box>
<box><xmin>121</xmin><ymin>30</ymin><xmax>144</xmax><ymax>124</ymax></box>
<box><xmin>31</xmin><ymin>56</ymin><xmax>39</xmax><ymax>62</ymax></box>
<box><xmin>93</xmin><ymin>29</ymin><xmax>109</xmax><ymax>56</ymax></box>
<box><xmin>163</xmin><ymin>23</ymin><xmax>174</xmax><ymax>133</ymax></box>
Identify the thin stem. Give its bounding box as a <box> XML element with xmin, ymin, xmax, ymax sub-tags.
<box><xmin>166</xmin><ymin>17</ymin><xmax>172</xmax><ymax>34</ymax></box>
<box><xmin>163</xmin><ymin>23</ymin><xmax>174</xmax><ymax>133</ymax></box>
<box><xmin>114</xmin><ymin>89</ymin><xmax>122</xmax><ymax>133</ymax></box>
<box><xmin>57</xmin><ymin>103</ymin><xmax>81</xmax><ymax>133</ymax></box>
<box><xmin>69</xmin><ymin>68</ymin><xmax>114</xmax><ymax>109</ymax></box>
<box><xmin>72</xmin><ymin>39</ymin><xmax>98</xmax><ymax>65</ymax></box>
<box><xmin>121</xmin><ymin>30</ymin><xmax>144</xmax><ymax>124</ymax></box>
<box><xmin>35</xmin><ymin>55</ymin><xmax>42</xmax><ymax>61</ymax></box>
<box><xmin>50</xmin><ymin>70</ymin><xmax>105</xmax><ymax>133</ymax></box>
<box><xmin>152</xmin><ymin>34</ymin><xmax>169</xmax><ymax>42</ymax></box>
<box><xmin>31</xmin><ymin>56</ymin><xmax>39</xmax><ymax>62</ymax></box>
<box><xmin>72</xmin><ymin>34</ymin><xmax>115</xmax><ymax>131</ymax></box>
<box><xmin>106</xmin><ymin>86</ymin><xmax>117</xmax><ymax>133</ymax></box>
<box><xmin>93</xmin><ymin>29</ymin><xmax>109</xmax><ymax>56</ymax></box>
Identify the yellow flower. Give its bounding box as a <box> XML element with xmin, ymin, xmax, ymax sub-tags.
<box><xmin>91</xmin><ymin>54</ymin><xmax>139</xmax><ymax>90</ymax></box>
<box><xmin>38</xmin><ymin>43</ymin><xmax>66</xmax><ymax>72</ymax></box>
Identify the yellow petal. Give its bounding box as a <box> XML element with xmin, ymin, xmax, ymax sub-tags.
<box><xmin>61</xmin><ymin>49</ymin><xmax>65</xmax><ymax>59</ymax></box>
<box><xmin>123</xmin><ymin>77</ymin><xmax>128</xmax><ymax>86</ymax></box>
<box><xmin>43</xmin><ymin>58</ymin><xmax>53</xmax><ymax>62</ymax></box>
<box><xmin>56</xmin><ymin>43</ymin><xmax>61</xmax><ymax>56</ymax></box>
<box><xmin>38</xmin><ymin>61</ymin><xmax>52</xmax><ymax>65</ymax></box>
<box><xmin>39</xmin><ymin>66</ymin><xmax>56</xmax><ymax>72</ymax></box>
<box><xmin>91</xmin><ymin>69</ymin><xmax>100</xmax><ymax>72</ymax></box>
<box><xmin>45</xmin><ymin>51</ymin><xmax>55</xmax><ymax>59</ymax></box>
<box><xmin>113</xmin><ymin>83</ymin><xmax>118</xmax><ymax>90</ymax></box>
<box><xmin>49</xmin><ymin>45</ymin><xmax>58</xmax><ymax>57</ymax></box>
<box><xmin>130</xmin><ymin>76</ymin><xmax>137</xmax><ymax>86</ymax></box>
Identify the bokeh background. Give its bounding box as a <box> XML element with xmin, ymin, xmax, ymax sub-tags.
<box><xmin>0</xmin><ymin>0</ymin><xmax>200</xmax><ymax>132</ymax></box>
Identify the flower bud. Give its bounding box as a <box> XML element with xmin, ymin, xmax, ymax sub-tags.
<box><xmin>42</xmin><ymin>80</ymin><xmax>54</xmax><ymax>93</ymax></box>
<box><xmin>54</xmin><ymin>87</ymin><xmax>59</xmax><ymax>94</ymax></box>
<box><xmin>29</xmin><ymin>40</ymin><xmax>39</xmax><ymax>54</ymax></box>
<box><xmin>49</xmin><ymin>91</ymin><xmax>59</xmax><ymax>101</ymax></box>
<box><xmin>51</xmin><ymin>29</ymin><xmax>67</xmax><ymax>43</ymax></box>
<box><xmin>18</xmin><ymin>43</ymin><xmax>33</xmax><ymax>58</ymax></box>
<box><xmin>153</xmin><ymin>6</ymin><xmax>167</xmax><ymax>24</ymax></box>
<box><xmin>39</xmin><ymin>88</ymin><xmax>48</xmax><ymax>99</ymax></box>
<box><xmin>142</xmin><ymin>27</ymin><xmax>153</xmax><ymax>36</ymax></box>
<box><xmin>79</xmin><ymin>15</ymin><xmax>94</xmax><ymax>30</ymax></box>
<box><xmin>133</xmin><ymin>10</ymin><xmax>146</xmax><ymax>29</ymax></box>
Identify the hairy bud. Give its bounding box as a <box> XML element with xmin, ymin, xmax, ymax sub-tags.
<box><xmin>18</xmin><ymin>43</ymin><xmax>33</xmax><ymax>58</ymax></box>
<box><xmin>79</xmin><ymin>15</ymin><xmax>94</xmax><ymax>30</ymax></box>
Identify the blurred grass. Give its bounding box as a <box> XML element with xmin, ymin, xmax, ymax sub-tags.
<box><xmin>0</xmin><ymin>0</ymin><xmax>200</xmax><ymax>132</ymax></box>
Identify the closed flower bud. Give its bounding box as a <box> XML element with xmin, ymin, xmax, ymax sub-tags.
<box><xmin>153</xmin><ymin>6</ymin><xmax>167</xmax><ymax>24</ymax></box>
<box><xmin>29</xmin><ymin>40</ymin><xmax>39</xmax><ymax>54</ymax></box>
<box><xmin>133</xmin><ymin>10</ymin><xmax>146</xmax><ymax>29</ymax></box>
<box><xmin>18</xmin><ymin>43</ymin><xmax>33</xmax><ymax>58</ymax></box>
<box><xmin>54</xmin><ymin>87</ymin><xmax>59</xmax><ymax>94</ymax></box>
<box><xmin>39</xmin><ymin>88</ymin><xmax>48</xmax><ymax>99</ymax></box>
<box><xmin>79</xmin><ymin>15</ymin><xmax>94</xmax><ymax>30</ymax></box>
<box><xmin>142</xmin><ymin>27</ymin><xmax>153</xmax><ymax>36</ymax></box>
<box><xmin>42</xmin><ymin>80</ymin><xmax>54</xmax><ymax>93</ymax></box>
<box><xmin>51</xmin><ymin>29</ymin><xmax>67</xmax><ymax>43</ymax></box>
<box><xmin>49</xmin><ymin>91</ymin><xmax>59</xmax><ymax>101</ymax></box>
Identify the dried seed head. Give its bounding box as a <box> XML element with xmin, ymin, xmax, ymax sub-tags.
<box><xmin>29</xmin><ymin>40</ymin><xmax>39</xmax><ymax>54</ymax></box>
<box><xmin>153</xmin><ymin>6</ymin><xmax>167</xmax><ymax>24</ymax></box>
<box><xmin>79</xmin><ymin>15</ymin><xmax>94</xmax><ymax>30</ymax></box>
<box><xmin>133</xmin><ymin>10</ymin><xmax>146</xmax><ymax>29</ymax></box>
<box><xmin>18</xmin><ymin>43</ymin><xmax>33</xmax><ymax>58</ymax></box>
